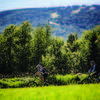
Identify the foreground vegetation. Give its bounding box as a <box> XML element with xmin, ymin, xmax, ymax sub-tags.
<box><xmin>0</xmin><ymin>74</ymin><xmax>99</xmax><ymax>88</ymax></box>
<box><xmin>0</xmin><ymin>84</ymin><xmax>100</xmax><ymax>100</ymax></box>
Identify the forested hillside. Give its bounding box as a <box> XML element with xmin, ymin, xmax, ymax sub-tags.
<box><xmin>0</xmin><ymin>5</ymin><xmax>100</xmax><ymax>39</ymax></box>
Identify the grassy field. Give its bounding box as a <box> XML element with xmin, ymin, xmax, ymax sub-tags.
<box><xmin>0</xmin><ymin>84</ymin><xmax>100</xmax><ymax>100</ymax></box>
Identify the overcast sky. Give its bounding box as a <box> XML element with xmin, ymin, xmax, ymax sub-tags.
<box><xmin>0</xmin><ymin>0</ymin><xmax>100</xmax><ymax>11</ymax></box>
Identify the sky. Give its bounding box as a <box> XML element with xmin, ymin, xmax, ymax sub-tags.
<box><xmin>0</xmin><ymin>0</ymin><xmax>100</xmax><ymax>11</ymax></box>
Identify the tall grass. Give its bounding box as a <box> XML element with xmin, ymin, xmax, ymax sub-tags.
<box><xmin>0</xmin><ymin>74</ymin><xmax>98</xmax><ymax>88</ymax></box>
<box><xmin>0</xmin><ymin>77</ymin><xmax>40</xmax><ymax>88</ymax></box>
<box><xmin>47</xmin><ymin>74</ymin><xmax>81</xmax><ymax>85</ymax></box>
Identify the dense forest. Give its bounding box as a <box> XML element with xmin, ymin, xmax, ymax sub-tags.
<box><xmin>0</xmin><ymin>21</ymin><xmax>100</xmax><ymax>76</ymax></box>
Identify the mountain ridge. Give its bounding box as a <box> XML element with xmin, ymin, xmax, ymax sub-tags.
<box><xmin>0</xmin><ymin>5</ymin><xmax>100</xmax><ymax>39</ymax></box>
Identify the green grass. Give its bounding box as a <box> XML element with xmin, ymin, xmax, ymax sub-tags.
<box><xmin>0</xmin><ymin>84</ymin><xmax>100</xmax><ymax>100</ymax></box>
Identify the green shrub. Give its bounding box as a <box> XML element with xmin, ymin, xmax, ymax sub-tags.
<box><xmin>47</xmin><ymin>74</ymin><xmax>80</xmax><ymax>85</ymax></box>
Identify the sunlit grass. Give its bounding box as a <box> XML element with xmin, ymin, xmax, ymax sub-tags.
<box><xmin>0</xmin><ymin>84</ymin><xmax>100</xmax><ymax>100</ymax></box>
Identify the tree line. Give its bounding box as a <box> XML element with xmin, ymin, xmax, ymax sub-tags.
<box><xmin>0</xmin><ymin>21</ymin><xmax>100</xmax><ymax>75</ymax></box>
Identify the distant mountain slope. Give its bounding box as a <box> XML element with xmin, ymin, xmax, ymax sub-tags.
<box><xmin>0</xmin><ymin>5</ymin><xmax>100</xmax><ymax>39</ymax></box>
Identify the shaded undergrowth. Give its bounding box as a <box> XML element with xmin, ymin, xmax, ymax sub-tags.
<box><xmin>0</xmin><ymin>74</ymin><xmax>99</xmax><ymax>88</ymax></box>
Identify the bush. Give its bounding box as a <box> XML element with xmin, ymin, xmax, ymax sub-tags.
<box><xmin>0</xmin><ymin>77</ymin><xmax>39</xmax><ymax>88</ymax></box>
<box><xmin>47</xmin><ymin>74</ymin><xmax>80</xmax><ymax>85</ymax></box>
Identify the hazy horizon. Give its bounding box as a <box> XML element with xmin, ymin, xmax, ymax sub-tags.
<box><xmin>0</xmin><ymin>0</ymin><xmax>100</xmax><ymax>11</ymax></box>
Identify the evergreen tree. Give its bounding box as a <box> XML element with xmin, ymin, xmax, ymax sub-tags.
<box><xmin>3</xmin><ymin>25</ymin><xmax>17</xmax><ymax>74</ymax></box>
<box><xmin>67</xmin><ymin>33</ymin><xmax>78</xmax><ymax>52</ymax></box>
<box><xmin>16</xmin><ymin>21</ymin><xmax>32</xmax><ymax>72</ymax></box>
<box><xmin>32</xmin><ymin>25</ymin><xmax>52</xmax><ymax>65</ymax></box>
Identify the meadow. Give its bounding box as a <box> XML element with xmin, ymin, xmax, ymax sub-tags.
<box><xmin>0</xmin><ymin>84</ymin><xmax>100</xmax><ymax>100</ymax></box>
<box><xmin>0</xmin><ymin>74</ymin><xmax>100</xmax><ymax>100</ymax></box>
